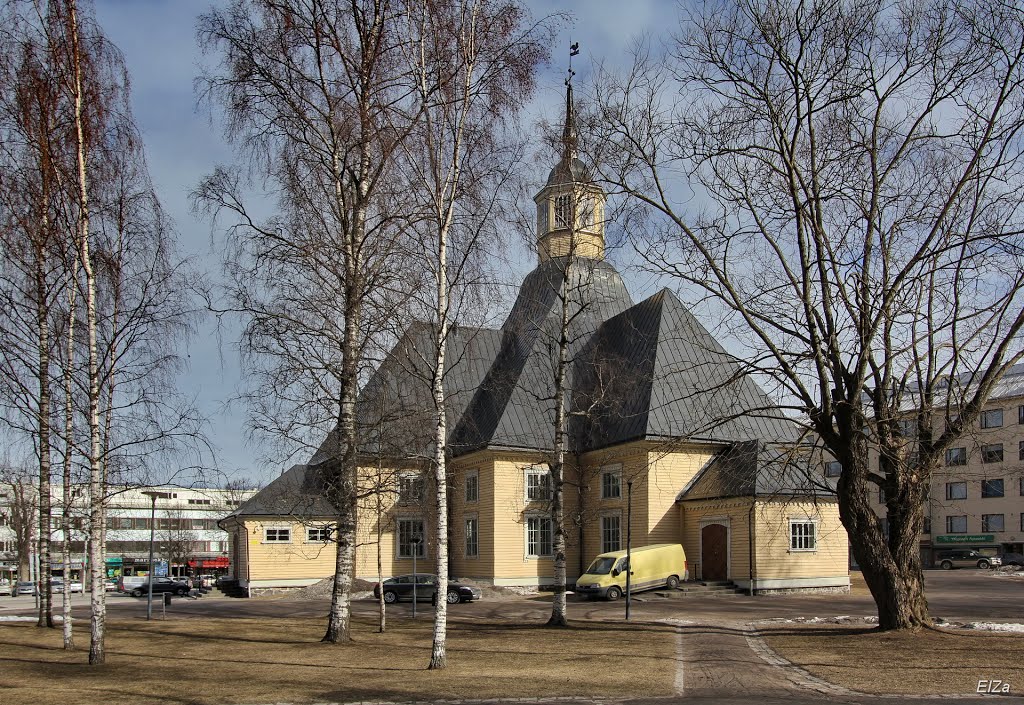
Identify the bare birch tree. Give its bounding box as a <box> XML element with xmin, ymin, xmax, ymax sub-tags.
<box><xmin>197</xmin><ymin>0</ymin><xmax>424</xmax><ymax>644</ymax></box>
<box><xmin>400</xmin><ymin>0</ymin><xmax>549</xmax><ymax>667</ymax></box>
<box><xmin>591</xmin><ymin>0</ymin><xmax>1024</xmax><ymax>630</ymax></box>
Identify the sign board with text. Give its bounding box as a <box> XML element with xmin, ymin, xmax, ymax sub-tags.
<box><xmin>935</xmin><ymin>534</ymin><xmax>995</xmax><ymax>544</ymax></box>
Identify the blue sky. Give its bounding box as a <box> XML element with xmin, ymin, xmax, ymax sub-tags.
<box><xmin>91</xmin><ymin>0</ymin><xmax>676</xmax><ymax>484</ymax></box>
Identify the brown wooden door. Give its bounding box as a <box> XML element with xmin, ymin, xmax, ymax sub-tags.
<box><xmin>701</xmin><ymin>523</ymin><xmax>728</xmax><ymax>581</ymax></box>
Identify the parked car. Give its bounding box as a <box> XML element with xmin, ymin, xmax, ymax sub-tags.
<box><xmin>576</xmin><ymin>543</ymin><xmax>688</xmax><ymax>601</ymax></box>
<box><xmin>997</xmin><ymin>551</ymin><xmax>1024</xmax><ymax>567</ymax></box>
<box><xmin>104</xmin><ymin>579</ymin><xmax>119</xmax><ymax>592</ymax></box>
<box><xmin>49</xmin><ymin>578</ymin><xmax>84</xmax><ymax>594</ymax></box>
<box><xmin>936</xmin><ymin>549</ymin><xmax>1001</xmax><ymax>570</ymax></box>
<box><xmin>16</xmin><ymin>581</ymin><xmax>37</xmax><ymax>596</ymax></box>
<box><xmin>373</xmin><ymin>574</ymin><xmax>481</xmax><ymax>604</ymax></box>
<box><xmin>128</xmin><ymin>577</ymin><xmax>191</xmax><ymax>598</ymax></box>
<box><xmin>0</xmin><ymin>581</ymin><xmax>14</xmax><ymax>597</ymax></box>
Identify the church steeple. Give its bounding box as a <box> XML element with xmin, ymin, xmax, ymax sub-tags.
<box><xmin>533</xmin><ymin>43</ymin><xmax>606</xmax><ymax>264</ymax></box>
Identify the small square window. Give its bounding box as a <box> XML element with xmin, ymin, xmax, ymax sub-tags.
<box><xmin>982</xmin><ymin>514</ymin><xmax>1004</xmax><ymax>532</ymax></box>
<box><xmin>946</xmin><ymin>447</ymin><xmax>967</xmax><ymax>466</ymax></box>
<box><xmin>306</xmin><ymin>526</ymin><xmax>331</xmax><ymax>543</ymax></box>
<box><xmin>601</xmin><ymin>467</ymin><xmax>621</xmax><ymax>499</ymax></box>
<box><xmin>525</xmin><ymin>467</ymin><xmax>552</xmax><ymax>502</ymax></box>
<box><xmin>264</xmin><ymin>527</ymin><xmax>291</xmax><ymax>543</ymax></box>
<box><xmin>789</xmin><ymin>520</ymin><xmax>817</xmax><ymax>551</ymax></box>
<box><xmin>981</xmin><ymin>479</ymin><xmax>1004</xmax><ymax>498</ymax></box>
<box><xmin>824</xmin><ymin>461</ymin><xmax>842</xmax><ymax>478</ymax></box>
<box><xmin>981</xmin><ymin>409</ymin><xmax>1003</xmax><ymax>429</ymax></box>
<box><xmin>398</xmin><ymin>475</ymin><xmax>424</xmax><ymax>504</ymax></box>
<box><xmin>945</xmin><ymin>482</ymin><xmax>967</xmax><ymax>500</ymax></box>
<box><xmin>946</xmin><ymin>515</ymin><xmax>967</xmax><ymax>533</ymax></box>
<box><xmin>981</xmin><ymin>443</ymin><xmax>1003</xmax><ymax>463</ymax></box>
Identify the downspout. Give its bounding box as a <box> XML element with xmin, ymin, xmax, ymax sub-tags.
<box><xmin>748</xmin><ymin>500</ymin><xmax>756</xmax><ymax>596</ymax></box>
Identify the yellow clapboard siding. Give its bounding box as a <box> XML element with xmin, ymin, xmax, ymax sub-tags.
<box><xmin>680</xmin><ymin>498</ymin><xmax>753</xmax><ymax>580</ymax></box>
<box><xmin>752</xmin><ymin>500</ymin><xmax>848</xmax><ymax>580</ymax></box>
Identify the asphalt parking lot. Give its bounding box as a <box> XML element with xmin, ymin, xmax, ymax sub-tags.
<box><xmin>3</xmin><ymin>569</ymin><xmax>1018</xmax><ymax>624</ymax></box>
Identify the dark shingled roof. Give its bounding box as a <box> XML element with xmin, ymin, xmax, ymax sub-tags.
<box><xmin>227</xmin><ymin>464</ymin><xmax>337</xmax><ymax>518</ymax></box>
<box><xmin>678</xmin><ymin>441</ymin><xmax>837</xmax><ymax>501</ymax></box>
<box><xmin>572</xmin><ymin>289</ymin><xmax>799</xmax><ymax>450</ymax></box>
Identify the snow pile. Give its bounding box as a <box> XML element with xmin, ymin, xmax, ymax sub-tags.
<box><xmin>757</xmin><ymin>615</ymin><xmax>869</xmax><ymax>625</ymax></box>
<box><xmin>0</xmin><ymin>615</ymin><xmax>64</xmax><ymax>622</ymax></box>
<box><xmin>961</xmin><ymin>622</ymin><xmax>1024</xmax><ymax>633</ymax></box>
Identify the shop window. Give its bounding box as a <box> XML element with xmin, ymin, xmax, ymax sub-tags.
<box><xmin>981</xmin><ymin>479</ymin><xmax>1004</xmax><ymax>498</ymax></box>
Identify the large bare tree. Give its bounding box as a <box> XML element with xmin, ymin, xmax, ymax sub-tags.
<box><xmin>591</xmin><ymin>0</ymin><xmax>1024</xmax><ymax>629</ymax></box>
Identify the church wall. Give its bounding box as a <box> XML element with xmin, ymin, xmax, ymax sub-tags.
<box><xmin>539</xmin><ymin>230</ymin><xmax>604</xmax><ymax>262</ymax></box>
<box><xmin>576</xmin><ymin>442</ymin><xmax>649</xmax><ymax>567</ymax></box>
<box><xmin>354</xmin><ymin>463</ymin><xmax>435</xmax><ymax>581</ymax></box>
<box><xmin>679</xmin><ymin>498</ymin><xmax>754</xmax><ymax>582</ymax></box>
<box><xmin>749</xmin><ymin>499</ymin><xmax>849</xmax><ymax>592</ymax></box>
<box><xmin>235</xmin><ymin>517</ymin><xmax>338</xmax><ymax>592</ymax></box>
<box><xmin>449</xmin><ymin>450</ymin><xmax>497</xmax><ymax>582</ymax></box>
<box><xmin>646</xmin><ymin>446</ymin><xmax>718</xmax><ymax>543</ymax></box>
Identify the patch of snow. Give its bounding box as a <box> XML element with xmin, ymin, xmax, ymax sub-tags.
<box><xmin>0</xmin><ymin>615</ymin><xmax>64</xmax><ymax>622</ymax></box>
<box><xmin>656</xmin><ymin>617</ymin><xmax>694</xmax><ymax>626</ymax></box>
<box><xmin>962</xmin><ymin>622</ymin><xmax>1024</xmax><ymax>633</ymax></box>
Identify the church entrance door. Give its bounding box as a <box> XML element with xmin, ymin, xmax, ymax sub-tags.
<box><xmin>701</xmin><ymin>523</ymin><xmax>728</xmax><ymax>581</ymax></box>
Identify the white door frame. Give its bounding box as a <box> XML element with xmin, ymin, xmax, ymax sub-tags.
<box><xmin>699</xmin><ymin>516</ymin><xmax>731</xmax><ymax>581</ymax></box>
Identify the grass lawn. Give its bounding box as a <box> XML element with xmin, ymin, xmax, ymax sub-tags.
<box><xmin>0</xmin><ymin>615</ymin><xmax>677</xmax><ymax>705</ymax></box>
<box><xmin>762</xmin><ymin>624</ymin><xmax>1024</xmax><ymax>695</ymax></box>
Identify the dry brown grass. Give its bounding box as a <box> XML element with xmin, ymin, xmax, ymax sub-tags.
<box><xmin>0</xmin><ymin>616</ymin><xmax>676</xmax><ymax>705</ymax></box>
<box><xmin>763</xmin><ymin>624</ymin><xmax>1024</xmax><ymax>695</ymax></box>
<box><xmin>847</xmin><ymin>570</ymin><xmax>870</xmax><ymax>596</ymax></box>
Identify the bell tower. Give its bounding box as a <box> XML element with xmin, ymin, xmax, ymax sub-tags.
<box><xmin>534</xmin><ymin>45</ymin><xmax>606</xmax><ymax>263</ymax></box>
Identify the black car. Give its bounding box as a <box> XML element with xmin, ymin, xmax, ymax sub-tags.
<box><xmin>373</xmin><ymin>574</ymin><xmax>481</xmax><ymax>604</ymax></box>
<box><xmin>998</xmin><ymin>552</ymin><xmax>1024</xmax><ymax>567</ymax></box>
<box><xmin>129</xmin><ymin>577</ymin><xmax>191</xmax><ymax>597</ymax></box>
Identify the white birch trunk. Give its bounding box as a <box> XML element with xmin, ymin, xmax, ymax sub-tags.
<box><xmin>62</xmin><ymin>267</ymin><xmax>77</xmax><ymax>649</ymax></box>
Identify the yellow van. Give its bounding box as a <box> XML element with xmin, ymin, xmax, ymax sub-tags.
<box><xmin>575</xmin><ymin>544</ymin><xmax>687</xmax><ymax>600</ymax></box>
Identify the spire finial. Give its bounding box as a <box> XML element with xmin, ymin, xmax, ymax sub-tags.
<box><xmin>563</xmin><ymin>41</ymin><xmax>580</xmax><ymax>163</ymax></box>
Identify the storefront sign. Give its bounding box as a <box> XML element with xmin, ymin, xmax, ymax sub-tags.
<box><xmin>936</xmin><ymin>534</ymin><xmax>995</xmax><ymax>544</ymax></box>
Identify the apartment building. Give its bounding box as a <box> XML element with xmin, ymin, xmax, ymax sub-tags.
<box><xmin>0</xmin><ymin>483</ymin><xmax>257</xmax><ymax>583</ymax></box>
<box><xmin>859</xmin><ymin>367</ymin><xmax>1024</xmax><ymax>566</ymax></box>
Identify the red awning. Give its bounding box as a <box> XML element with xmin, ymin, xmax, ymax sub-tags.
<box><xmin>187</xmin><ymin>557</ymin><xmax>230</xmax><ymax>568</ymax></box>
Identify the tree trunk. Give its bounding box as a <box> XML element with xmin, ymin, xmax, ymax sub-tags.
<box><xmin>546</xmin><ymin>255</ymin><xmax>571</xmax><ymax>629</ymax></box>
<box><xmin>837</xmin><ymin>458</ymin><xmax>931</xmax><ymax>630</ymax></box>
<box><xmin>376</xmin><ymin>479</ymin><xmax>385</xmax><ymax>634</ymax></box>
<box><xmin>36</xmin><ymin>250</ymin><xmax>54</xmax><ymax>629</ymax></box>
<box><xmin>62</xmin><ymin>269</ymin><xmax>77</xmax><ymax>649</ymax></box>
<box><xmin>429</xmin><ymin>228</ymin><xmax>450</xmax><ymax>670</ymax></box>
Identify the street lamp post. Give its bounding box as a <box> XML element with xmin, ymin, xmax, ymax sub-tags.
<box><xmin>141</xmin><ymin>490</ymin><xmax>173</xmax><ymax>620</ymax></box>
<box><xmin>626</xmin><ymin>479</ymin><xmax>632</xmax><ymax>621</ymax></box>
<box><xmin>410</xmin><ymin>535</ymin><xmax>422</xmax><ymax>619</ymax></box>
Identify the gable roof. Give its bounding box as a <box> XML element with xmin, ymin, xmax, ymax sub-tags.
<box><xmin>678</xmin><ymin>441</ymin><xmax>837</xmax><ymax>501</ymax></box>
<box><xmin>228</xmin><ymin>464</ymin><xmax>337</xmax><ymax>518</ymax></box>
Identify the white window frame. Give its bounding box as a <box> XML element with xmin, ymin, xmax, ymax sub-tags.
<box><xmin>398</xmin><ymin>473</ymin><xmax>424</xmax><ymax>505</ymax></box>
<box><xmin>600</xmin><ymin>465</ymin><xmax>622</xmax><ymax>500</ymax></box>
<box><xmin>553</xmin><ymin>193</ymin><xmax>572</xmax><ymax>229</ymax></box>
<box><xmin>464</xmin><ymin>517</ymin><xmax>478</xmax><ymax>559</ymax></box>
<box><xmin>946</xmin><ymin>447</ymin><xmax>967</xmax><ymax>466</ymax></box>
<box><xmin>465</xmin><ymin>470</ymin><xmax>479</xmax><ymax>504</ymax></box>
<box><xmin>263</xmin><ymin>526</ymin><xmax>291</xmax><ymax>543</ymax></box>
<box><xmin>788</xmin><ymin>519</ymin><xmax>817</xmax><ymax>552</ymax></box>
<box><xmin>524</xmin><ymin>514</ymin><xmax>553</xmax><ymax>558</ymax></box>
<box><xmin>524</xmin><ymin>466</ymin><xmax>552</xmax><ymax>502</ymax></box>
<box><xmin>306</xmin><ymin>526</ymin><xmax>331</xmax><ymax>543</ymax></box>
<box><xmin>396</xmin><ymin>518</ymin><xmax>426</xmax><ymax>559</ymax></box>
<box><xmin>601</xmin><ymin>514</ymin><xmax>621</xmax><ymax>553</ymax></box>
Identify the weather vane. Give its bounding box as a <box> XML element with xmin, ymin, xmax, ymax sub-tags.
<box><xmin>566</xmin><ymin>41</ymin><xmax>579</xmax><ymax>86</ymax></box>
